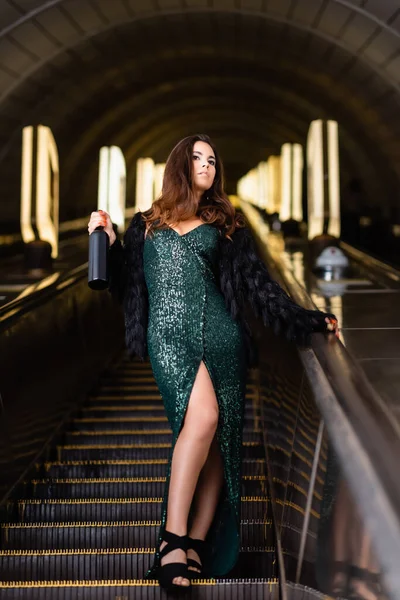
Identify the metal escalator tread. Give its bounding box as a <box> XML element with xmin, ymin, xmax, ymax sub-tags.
<box><xmin>16</xmin><ymin>496</ymin><xmax>270</xmax><ymax>523</ymax></box>
<box><xmin>0</xmin><ymin>355</ymin><xmax>278</xmax><ymax>597</ymax></box>
<box><xmin>0</xmin><ymin>579</ymin><xmax>280</xmax><ymax>600</ymax></box>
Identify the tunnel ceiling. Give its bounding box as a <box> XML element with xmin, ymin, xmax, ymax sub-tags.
<box><xmin>1</xmin><ymin>0</ymin><xmax>400</xmax><ymax>223</ymax></box>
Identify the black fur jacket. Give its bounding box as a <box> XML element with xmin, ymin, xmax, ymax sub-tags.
<box><xmin>108</xmin><ymin>211</ymin><xmax>336</xmax><ymax>368</ymax></box>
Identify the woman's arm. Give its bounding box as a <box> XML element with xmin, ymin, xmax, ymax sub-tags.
<box><xmin>226</xmin><ymin>225</ymin><xmax>338</xmax><ymax>347</ymax></box>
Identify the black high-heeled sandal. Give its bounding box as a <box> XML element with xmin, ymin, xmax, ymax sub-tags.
<box><xmin>157</xmin><ymin>530</ymin><xmax>190</xmax><ymax>591</ymax></box>
<box><xmin>186</xmin><ymin>535</ymin><xmax>209</xmax><ymax>579</ymax></box>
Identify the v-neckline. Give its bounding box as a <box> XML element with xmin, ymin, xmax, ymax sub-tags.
<box><xmin>168</xmin><ymin>223</ymin><xmax>210</xmax><ymax>237</ymax></box>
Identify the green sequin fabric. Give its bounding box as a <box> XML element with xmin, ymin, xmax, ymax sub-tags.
<box><xmin>142</xmin><ymin>223</ymin><xmax>248</xmax><ymax>579</ymax></box>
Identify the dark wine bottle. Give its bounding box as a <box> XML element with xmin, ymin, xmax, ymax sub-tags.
<box><xmin>88</xmin><ymin>226</ymin><xmax>109</xmax><ymax>290</ymax></box>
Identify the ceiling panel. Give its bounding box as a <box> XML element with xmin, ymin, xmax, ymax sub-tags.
<box><xmin>364</xmin><ymin>0</ymin><xmax>400</xmax><ymax>22</ymax></box>
<box><xmin>124</xmin><ymin>0</ymin><xmax>159</xmax><ymax>16</ymax></box>
<box><xmin>35</xmin><ymin>7</ymin><xmax>82</xmax><ymax>45</ymax></box>
<box><xmin>291</xmin><ymin>0</ymin><xmax>326</xmax><ymax>26</ymax></box>
<box><xmin>63</xmin><ymin>0</ymin><xmax>106</xmax><ymax>32</ymax></box>
<box><xmin>94</xmin><ymin>0</ymin><xmax>131</xmax><ymax>22</ymax></box>
<box><xmin>388</xmin><ymin>11</ymin><xmax>400</xmax><ymax>33</ymax></box>
<box><xmin>10</xmin><ymin>21</ymin><xmax>60</xmax><ymax>57</ymax></box>
<box><xmin>184</xmin><ymin>0</ymin><xmax>209</xmax><ymax>7</ymax></box>
<box><xmin>8</xmin><ymin>0</ymin><xmax>43</xmax><ymax>11</ymax></box>
<box><xmin>240</xmin><ymin>0</ymin><xmax>264</xmax><ymax>10</ymax></box>
<box><xmin>158</xmin><ymin>0</ymin><xmax>184</xmax><ymax>9</ymax></box>
<box><xmin>318</xmin><ymin>2</ymin><xmax>353</xmax><ymax>36</ymax></box>
<box><xmin>340</xmin><ymin>13</ymin><xmax>379</xmax><ymax>50</ymax></box>
<box><xmin>384</xmin><ymin>53</ymin><xmax>400</xmax><ymax>82</ymax></box>
<box><xmin>0</xmin><ymin>2</ymin><xmax>24</xmax><ymax>29</ymax></box>
<box><xmin>0</xmin><ymin>68</ymin><xmax>17</xmax><ymax>90</ymax></box>
<box><xmin>0</xmin><ymin>38</ymin><xmax>36</xmax><ymax>73</ymax></box>
<box><xmin>264</xmin><ymin>0</ymin><xmax>292</xmax><ymax>18</ymax></box>
<box><xmin>362</xmin><ymin>29</ymin><xmax>398</xmax><ymax>64</ymax></box>
<box><xmin>214</xmin><ymin>0</ymin><xmax>236</xmax><ymax>9</ymax></box>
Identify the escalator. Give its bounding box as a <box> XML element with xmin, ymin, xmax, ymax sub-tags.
<box><xmin>0</xmin><ymin>353</ymin><xmax>278</xmax><ymax>598</ymax></box>
<box><xmin>1</xmin><ymin>209</ymin><xmax>399</xmax><ymax>599</ymax></box>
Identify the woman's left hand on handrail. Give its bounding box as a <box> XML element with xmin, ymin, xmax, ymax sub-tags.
<box><xmin>325</xmin><ymin>316</ymin><xmax>340</xmax><ymax>338</ymax></box>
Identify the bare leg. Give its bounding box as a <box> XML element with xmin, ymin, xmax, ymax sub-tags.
<box><xmin>160</xmin><ymin>360</ymin><xmax>219</xmax><ymax>586</ymax></box>
<box><xmin>187</xmin><ymin>433</ymin><xmax>224</xmax><ymax>573</ymax></box>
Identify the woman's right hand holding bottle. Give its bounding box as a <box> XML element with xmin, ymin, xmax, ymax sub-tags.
<box><xmin>87</xmin><ymin>210</ymin><xmax>116</xmax><ymax>246</ymax></box>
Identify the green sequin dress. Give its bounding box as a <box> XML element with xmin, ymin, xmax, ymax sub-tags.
<box><xmin>142</xmin><ymin>223</ymin><xmax>248</xmax><ymax>580</ymax></box>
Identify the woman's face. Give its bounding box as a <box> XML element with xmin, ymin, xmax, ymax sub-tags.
<box><xmin>192</xmin><ymin>140</ymin><xmax>216</xmax><ymax>193</ymax></box>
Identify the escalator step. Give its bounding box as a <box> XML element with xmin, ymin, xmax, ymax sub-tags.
<box><xmin>1</xmin><ymin>520</ymin><xmax>273</xmax><ymax>550</ymax></box>
<box><xmin>94</xmin><ymin>383</ymin><xmax>257</xmax><ymax>393</ymax></box>
<box><xmin>99</xmin><ymin>376</ymin><xmax>157</xmax><ymax>383</ymax></box>
<box><xmin>95</xmin><ymin>385</ymin><xmax>161</xmax><ymax>393</ymax></box>
<box><xmin>37</xmin><ymin>458</ymin><xmax>267</xmax><ymax>479</ymax></box>
<box><xmin>71</xmin><ymin>419</ymin><xmax>169</xmax><ymax>431</ymax></box>
<box><xmin>61</xmin><ymin>430</ymin><xmax>262</xmax><ymax>445</ymax></box>
<box><xmin>0</xmin><ymin>353</ymin><xmax>276</xmax><ymax>590</ymax></box>
<box><xmin>87</xmin><ymin>395</ymin><xmax>163</xmax><ymax>403</ymax></box>
<box><xmin>78</xmin><ymin>406</ymin><xmax>258</xmax><ymax>419</ymax></box>
<box><xmin>0</xmin><ymin>550</ymin><xmax>276</xmax><ymax>582</ymax></box>
<box><xmin>0</xmin><ymin>578</ymin><xmax>279</xmax><ymax>598</ymax></box>
<box><xmin>56</xmin><ymin>442</ymin><xmax>266</xmax><ymax>461</ymax></box>
<box><xmin>63</xmin><ymin>433</ymin><xmax>174</xmax><ymax>445</ymax></box>
<box><xmin>68</xmin><ymin>415</ymin><xmax>258</xmax><ymax>431</ymax></box>
<box><xmin>18</xmin><ymin>497</ymin><xmax>269</xmax><ymax>523</ymax></box>
<box><xmin>25</xmin><ymin>476</ymin><xmax>267</xmax><ymax>499</ymax></box>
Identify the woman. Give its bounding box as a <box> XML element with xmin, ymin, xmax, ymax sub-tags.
<box><xmin>88</xmin><ymin>134</ymin><xmax>339</xmax><ymax>591</ymax></box>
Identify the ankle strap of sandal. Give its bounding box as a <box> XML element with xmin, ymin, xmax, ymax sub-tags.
<box><xmin>160</xmin><ymin>530</ymin><xmax>188</xmax><ymax>557</ymax></box>
<box><xmin>187</xmin><ymin>536</ymin><xmax>208</xmax><ymax>559</ymax></box>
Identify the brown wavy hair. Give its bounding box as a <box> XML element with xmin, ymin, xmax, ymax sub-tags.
<box><xmin>141</xmin><ymin>134</ymin><xmax>245</xmax><ymax>240</ymax></box>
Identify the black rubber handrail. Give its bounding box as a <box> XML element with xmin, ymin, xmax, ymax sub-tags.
<box><xmin>0</xmin><ymin>262</ymin><xmax>88</xmax><ymax>328</ymax></box>
<box><xmin>339</xmin><ymin>240</ymin><xmax>400</xmax><ymax>286</ymax></box>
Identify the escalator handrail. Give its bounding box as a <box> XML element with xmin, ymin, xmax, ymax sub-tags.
<box><xmin>0</xmin><ymin>262</ymin><xmax>88</xmax><ymax>328</ymax></box>
<box><xmin>339</xmin><ymin>240</ymin><xmax>400</xmax><ymax>285</ymax></box>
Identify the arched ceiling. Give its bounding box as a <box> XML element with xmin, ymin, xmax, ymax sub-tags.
<box><xmin>1</xmin><ymin>0</ymin><xmax>400</xmax><ymax>224</ymax></box>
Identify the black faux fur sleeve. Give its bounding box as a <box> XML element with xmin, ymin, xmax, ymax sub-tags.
<box><xmin>218</xmin><ymin>225</ymin><xmax>337</xmax><ymax>348</ymax></box>
<box><xmin>108</xmin><ymin>211</ymin><xmax>148</xmax><ymax>360</ymax></box>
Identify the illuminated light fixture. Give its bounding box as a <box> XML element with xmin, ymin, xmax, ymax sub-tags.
<box><xmin>136</xmin><ymin>158</ymin><xmax>155</xmax><ymax>211</ymax></box>
<box><xmin>237</xmin><ymin>169</ymin><xmax>258</xmax><ymax>204</ymax></box>
<box><xmin>98</xmin><ymin>146</ymin><xmax>126</xmax><ymax>232</ymax></box>
<box><xmin>20</xmin><ymin>125</ymin><xmax>59</xmax><ymax>258</ymax></box>
<box><xmin>279</xmin><ymin>143</ymin><xmax>304</xmax><ymax>223</ymax></box>
<box><xmin>307</xmin><ymin>119</ymin><xmax>341</xmax><ymax>240</ymax></box>
<box><xmin>267</xmin><ymin>156</ymin><xmax>281</xmax><ymax>214</ymax></box>
<box><xmin>257</xmin><ymin>162</ymin><xmax>269</xmax><ymax>210</ymax></box>
<box><xmin>154</xmin><ymin>163</ymin><xmax>166</xmax><ymax>200</ymax></box>
<box><xmin>327</xmin><ymin>120</ymin><xmax>340</xmax><ymax>239</ymax></box>
<box><xmin>20</xmin><ymin>126</ymin><xmax>35</xmax><ymax>245</ymax></box>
